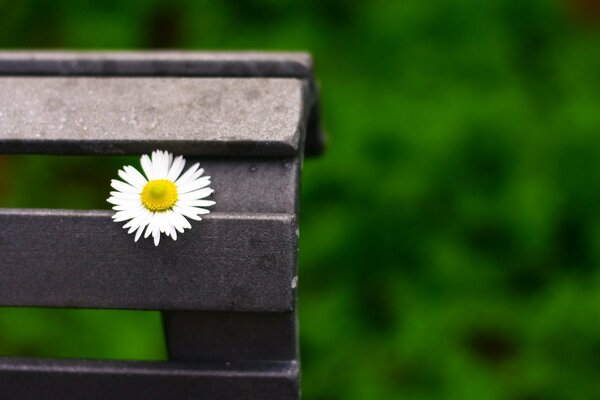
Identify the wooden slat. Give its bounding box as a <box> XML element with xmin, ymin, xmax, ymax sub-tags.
<box><xmin>0</xmin><ymin>51</ymin><xmax>312</xmax><ymax>78</ymax></box>
<box><xmin>0</xmin><ymin>209</ymin><xmax>297</xmax><ymax>312</ymax></box>
<box><xmin>0</xmin><ymin>357</ymin><xmax>299</xmax><ymax>400</ymax></box>
<box><xmin>164</xmin><ymin>311</ymin><xmax>297</xmax><ymax>362</ymax></box>
<box><xmin>0</xmin><ymin>157</ymin><xmax>299</xmax><ymax>213</ymax></box>
<box><xmin>0</xmin><ymin>77</ymin><xmax>307</xmax><ymax>157</ymax></box>
<box><xmin>0</xmin><ymin>51</ymin><xmax>325</xmax><ymax>157</ymax></box>
<box><xmin>185</xmin><ymin>157</ymin><xmax>299</xmax><ymax>214</ymax></box>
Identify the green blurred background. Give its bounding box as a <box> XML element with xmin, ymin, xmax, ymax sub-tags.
<box><xmin>1</xmin><ymin>0</ymin><xmax>600</xmax><ymax>398</ymax></box>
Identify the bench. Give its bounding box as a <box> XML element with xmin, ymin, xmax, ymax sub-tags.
<box><xmin>0</xmin><ymin>51</ymin><xmax>323</xmax><ymax>400</ymax></box>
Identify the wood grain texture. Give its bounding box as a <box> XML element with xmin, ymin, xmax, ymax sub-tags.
<box><xmin>0</xmin><ymin>209</ymin><xmax>297</xmax><ymax>312</ymax></box>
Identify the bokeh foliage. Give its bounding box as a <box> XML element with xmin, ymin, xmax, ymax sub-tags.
<box><xmin>1</xmin><ymin>0</ymin><xmax>600</xmax><ymax>398</ymax></box>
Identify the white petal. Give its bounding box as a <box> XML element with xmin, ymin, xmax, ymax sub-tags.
<box><xmin>186</xmin><ymin>206</ymin><xmax>210</xmax><ymax>216</ymax></box>
<box><xmin>141</xmin><ymin>154</ymin><xmax>154</xmax><ymax>180</ymax></box>
<box><xmin>112</xmin><ymin>203</ymin><xmax>142</xmax><ymax>211</ymax></box>
<box><xmin>178</xmin><ymin>199</ymin><xmax>216</xmax><ymax>208</ymax></box>
<box><xmin>179</xmin><ymin>188</ymin><xmax>214</xmax><ymax>201</ymax></box>
<box><xmin>167</xmin><ymin>151</ymin><xmax>173</xmax><ymax>169</ymax></box>
<box><xmin>117</xmin><ymin>170</ymin><xmax>136</xmax><ymax>188</ymax></box>
<box><xmin>168</xmin><ymin>210</ymin><xmax>191</xmax><ymax>232</ymax></box>
<box><xmin>107</xmin><ymin>197</ymin><xmax>139</xmax><ymax>206</ymax></box>
<box><xmin>118</xmin><ymin>169</ymin><xmax>144</xmax><ymax>190</ymax></box>
<box><xmin>158</xmin><ymin>213</ymin><xmax>167</xmax><ymax>233</ymax></box>
<box><xmin>178</xmin><ymin>176</ymin><xmax>211</xmax><ymax>193</ymax></box>
<box><xmin>160</xmin><ymin>151</ymin><xmax>170</xmax><ymax>178</ymax></box>
<box><xmin>178</xmin><ymin>204</ymin><xmax>210</xmax><ymax>215</ymax></box>
<box><xmin>163</xmin><ymin>212</ymin><xmax>172</xmax><ymax>232</ymax></box>
<box><xmin>144</xmin><ymin>213</ymin><xmax>157</xmax><ymax>238</ymax></box>
<box><xmin>150</xmin><ymin>152</ymin><xmax>159</xmax><ymax>176</ymax></box>
<box><xmin>123</xmin><ymin>166</ymin><xmax>148</xmax><ymax>187</ymax></box>
<box><xmin>151</xmin><ymin>151</ymin><xmax>162</xmax><ymax>177</ymax></box>
<box><xmin>152</xmin><ymin>150</ymin><xmax>170</xmax><ymax>179</ymax></box>
<box><xmin>173</xmin><ymin>204</ymin><xmax>202</xmax><ymax>221</ymax></box>
<box><xmin>167</xmin><ymin>155</ymin><xmax>186</xmax><ymax>181</ymax></box>
<box><xmin>110</xmin><ymin>191</ymin><xmax>139</xmax><ymax>200</ymax></box>
<box><xmin>181</xmin><ymin>168</ymin><xmax>205</xmax><ymax>187</ymax></box>
<box><xmin>152</xmin><ymin>222</ymin><xmax>161</xmax><ymax>246</ymax></box>
<box><xmin>111</xmin><ymin>206</ymin><xmax>139</xmax><ymax>219</ymax></box>
<box><xmin>123</xmin><ymin>209</ymin><xmax>152</xmax><ymax>230</ymax></box>
<box><xmin>113</xmin><ymin>207</ymin><xmax>145</xmax><ymax>222</ymax></box>
<box><xmin>175</xmin><ymin>163</ymin><xmax>201</xmax><ymax>186</ymax></box>
<box><xmin>111</xmin><ymin>179</ymin><xmax>138</xmax><ymax>194</ymax></box>
<box><xmin>134</xmin><ymin>224</ymin><xmax>145</xmax><ymax>242</ymax></box>
<box><xmin>162</xmin><ymin>151</ymin><xmax>170</xmax><ymax>176</ymax></box>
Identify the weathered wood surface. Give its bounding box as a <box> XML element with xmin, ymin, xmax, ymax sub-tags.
<box><xmin>0</xmin><ymin>209</ymin><xmax>297</xmax><ymax>312</ymax></box>
<box><xmin>0</xmin><ymin>77</ymin><xmax>307</xmax><ymax>157</ymax></box>
<box><xmin>0</xmin><ymin>51</ymin><xmax>314</xmax><ymax>400</ymax></box>
<box><xmin>0</xmin><ymin>51</ymin><xmax>325</xmax><ymax>157</ymax></box>
<box><xmin>186</xmin><ymin>158</ymin><xmax>300</xmax><ymax>214</ymax></box>
<box><xmin>0</xmin><ymin>357</ymin><xmax>299</xmax><ymax>400</ymax></box>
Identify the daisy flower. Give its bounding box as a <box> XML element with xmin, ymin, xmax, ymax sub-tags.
<box><xmin>108</xmin><ymin>150</ymin><xmax>215</xmax><ymax>246</ymax></box>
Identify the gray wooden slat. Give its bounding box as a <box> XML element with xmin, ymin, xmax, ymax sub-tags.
<box><xmin>1</xmin><ymin>157</ymin><xmax>299</xmax><ymax>213</ymax></box>
<box><xmin>0</xmin><ymin>209</ymin><xmax>297</xmax><ymax>312</ymax></box>
<box><xmin>0</xmin><ymin>50</ymin><xmax>325</xmax><ymax>157</ymax></box>
<box><xmin>0</xmin><ymin>77</ymin><xmax>307</xmax><ymax>157</ymax></box>
<box><xmin>0</xmin><ymin>51</ymin><xmax>312</xmax><ymax>78</ymax></box>
<box><xmin>0</xmin><ymin>357</ymin><xmax>299</xmax><ymax>400</ymax></box>
<box><xmin>164</xmin><ymin>311</ymin><xmax>297</xmax><ymax>362</ymax></box>
<box><xmin>197</xmin><ymin>158</ymin><xmax>299</xmax><ymax>214</ymax></box>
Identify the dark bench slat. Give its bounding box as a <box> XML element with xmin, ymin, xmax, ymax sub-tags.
<box><xmin>0</xmin><ymin>357</ymin><xmax>299</xmax><ymax>400</ymax></box>
<box><xmin>0</xmin><ymin>209</ymin><xmax>297</xmax><ymax>312</ymax></box>
<box><xmin>0</xmin><ymin>157</ymin><xmax>299</xmax><ymax>214</ymax></box>
<box><xmin>0</xmin><ymin>77</ymin><xmax>307</xmax><ymax>157</ymax></box>
<box><xmin>164</xmin><ymin>311</ymin><xmax>297</xmax><ymax>362</ymax></box>
<box><xmin>0</xmin><ymin>51</ymin><xmax>312</xmax><ymax>78</ymax></box>
<box><xmin>190</xmin><ymin>157</ymin><xmax>299</xmax><ymax>214</ymax></box>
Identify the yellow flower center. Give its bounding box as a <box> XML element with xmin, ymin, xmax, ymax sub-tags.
<box><xmin>141</xmin><ymin>179</ymin><xmax>178</xmax><ymax>212</ymax></box>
